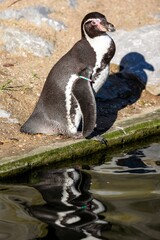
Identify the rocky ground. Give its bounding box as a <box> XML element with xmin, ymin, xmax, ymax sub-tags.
<box><xmin>0</xmin><ymin>0</ymin><xmax>160</xmax><ymax>160</ymax></box>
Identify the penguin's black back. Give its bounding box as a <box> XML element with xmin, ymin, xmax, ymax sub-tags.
<box><xmin>20</xmin><ymin>38</ymin><xmax>96</xmax><ymax>135</ymax></box>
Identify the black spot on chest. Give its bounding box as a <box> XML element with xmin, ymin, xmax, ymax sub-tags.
<box><xmin>102</xmin><ymin>40</ymin><xmax>116</xmax><ymax>65</ymax></box>
<box><xmin>92</xmin><ymin>40</ymin><xmax>116</xmax><ymax>80</ymax></box>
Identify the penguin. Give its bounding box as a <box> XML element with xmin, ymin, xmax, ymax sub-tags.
<box><xmin>20</xmin><ymin>12</ymin><xmax>116</xmax><ymax>138</ymax></box>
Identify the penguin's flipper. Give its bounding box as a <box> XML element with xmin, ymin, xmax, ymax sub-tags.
<box><xmin>72</xmin><ymin>77</ymin><xmax>96</xmax><ymax>138</ymax></box>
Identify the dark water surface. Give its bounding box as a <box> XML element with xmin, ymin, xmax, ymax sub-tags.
<box><xmin>0</xmin><ymin>139</ymin><xmax>160</xmax><ymax>240</ymax></box>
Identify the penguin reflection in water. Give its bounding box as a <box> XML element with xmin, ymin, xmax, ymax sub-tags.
<box><xmin>20</xmin><ymin>12</ymin><xmax>116</xmax><ymax>139</ymax></box>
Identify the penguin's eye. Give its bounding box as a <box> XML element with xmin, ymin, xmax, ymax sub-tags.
<box><xmin>91</xmin><ymin>20</ymin><xmax>97</xmax><ymax>26</ymax></box>
<box><xmin>91</xmin><ymin>19</ymin><xmax>101</xmax><ymax>26</ymax></box>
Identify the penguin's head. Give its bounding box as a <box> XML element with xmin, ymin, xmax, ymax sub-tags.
<box><xmin>81</xmin><ymin>12</ymin><xmax>115</xmax><ymax>38</ymax></box>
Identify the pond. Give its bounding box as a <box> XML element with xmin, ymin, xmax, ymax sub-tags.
<box><xmin>0</xmin><ymin>138</ymin><xmax>160</xmax><ymax>240</ymax></box>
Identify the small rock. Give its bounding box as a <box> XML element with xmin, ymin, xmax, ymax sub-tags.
<box><xmin>111</xmin><ymin>25</ymin><xmax>160</xmax><ymax>95</ymax></box>
<box><xmin>3</xmin><ymin>63</ymin><xmax>14</xmax><ymax>67</ymax></box>
<box><xmin>0</xmin><ymin>109</ymin><xmax>19</xmax><ymax>123</ymax></box>
<box><xmin>0</xmin><ymin>109</ymin><xmax>10</xmax><ymax>118</ymax></box>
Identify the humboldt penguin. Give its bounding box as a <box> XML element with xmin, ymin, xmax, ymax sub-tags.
<box><xmin>20</xmin><ymin>12</ymin><xmax>116</xmax><ymax>138</ymax></box>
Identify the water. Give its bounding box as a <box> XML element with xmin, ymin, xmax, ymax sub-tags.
<box><xmin>0</xmin><ymin>139</ymin><xmax>160</xmax><ymax>240</ymax></box>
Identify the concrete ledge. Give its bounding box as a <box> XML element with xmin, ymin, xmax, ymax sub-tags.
<box><xmin>0</xmin><ymin>109</ymin><xmax>160</xmax><ymax>179</ymax></box>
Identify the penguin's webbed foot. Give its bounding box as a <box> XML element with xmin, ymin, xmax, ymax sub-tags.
<box><xmin>92</xmin><ymin>135</ymin><xmax>107</xmax><ymax>145</ymax></box>
<box><xmin>86</xmin><ymin>133</ymin><xmax>107</xmax><ymax>145</ymax></box>
<box><xmin>95</xmin><ymin>135</ymin><xmax>107</xmax><ymax>145</ymax></box>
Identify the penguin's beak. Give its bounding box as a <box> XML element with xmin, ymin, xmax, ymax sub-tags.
<box><xmin>105</xmin><ymin>22</ymin><xmax>116</xmax><ymax>32</ymax></box>
<box><xmin>100</xmin><ymin>20</ymin><xmax>116</xmax><ymax>32</ymax></box>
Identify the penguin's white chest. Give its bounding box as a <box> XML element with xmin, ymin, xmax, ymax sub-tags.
<box><xmin>93</xmin><ymin>66</ymin><xmax>109</xmax><ymax>92</ymax></box>
<box><xmin>87</xmin><ymin>35</ymin><xmax>112</xmax><ymax>92</ymax></box>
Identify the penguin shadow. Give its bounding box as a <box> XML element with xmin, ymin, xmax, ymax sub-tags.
<box><xmin>29</xmin><ymin>168</ymin><xmax>111</xmax><ymax>239</ymax></box>
<box><xmin>114</xmin><ymin>148</ymin><xmax>156</xmax><ymax>174</ymax></box>
<box><xmin>95</xmin><ymin>52</ymin><xmax>154</xmax><ymax>134</ymax></box>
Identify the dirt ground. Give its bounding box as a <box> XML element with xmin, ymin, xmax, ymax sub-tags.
<box><xmin>0</xmin><ymin>0</ymin><xmax>160</xmax><ymax>160</ymax></box>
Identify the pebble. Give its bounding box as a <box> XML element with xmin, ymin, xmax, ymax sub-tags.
<box><xmin>69</xmin><ymin>0</ymin><xmax>77</xmax><ymax>8</ymax></box>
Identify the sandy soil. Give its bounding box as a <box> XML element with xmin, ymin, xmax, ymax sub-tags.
<box><xmin>0</xmin><ymin>0</ymin><xmax>160</xmax><ymax>160</ymax></box>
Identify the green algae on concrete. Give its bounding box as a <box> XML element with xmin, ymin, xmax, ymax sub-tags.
<box><xmin>0</xmin><ymin>109</ymin><xmax>160</xmax><ymax>179</ymax></box>
<box><xmin>105</xmin><ymin>118</ymin><xmax>160</xmax><ymax>147</ymax></box>
<box><xmin>0</xmin><ymin>139</ymin><xmax>107</xmax><ymax>179</ymax></box>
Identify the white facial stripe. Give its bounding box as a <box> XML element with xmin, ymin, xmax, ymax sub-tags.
<box><xmin>83</xmin><ymin>18</ymin><xmax>100</xmax><ymax>35</ymax></box>
<box><xmin>84</xmin><ymin>18</ymin><xmax>101</xmax><ymax>24</ymax></box>
<box><xmin>65</xmin><ymin>74</ymin><xmax>79</xmax><ymax>134</ymax></box>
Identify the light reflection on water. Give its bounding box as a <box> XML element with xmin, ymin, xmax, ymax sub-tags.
<box><xmin>0</xmin><ymin>141</ymin><xmax>160</xmax><ymax>240</ymax></box>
